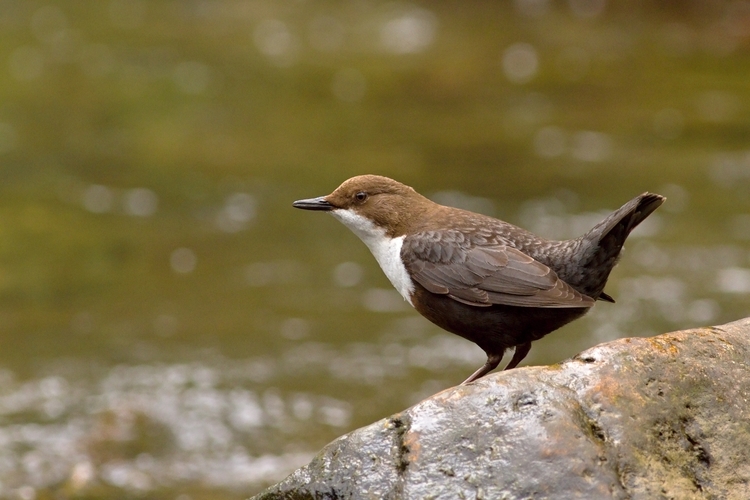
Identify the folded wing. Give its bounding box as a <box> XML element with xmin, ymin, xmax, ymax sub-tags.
<box><xmin>402</xmin><ymin>230</ymin><xmax>595</xmax><ymax>308</ymax></box>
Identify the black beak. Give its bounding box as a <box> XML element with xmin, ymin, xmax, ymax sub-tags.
<box><xmin>292</xmin><ymin>196</ymin><xmax>334</xmax><ymax>211</ymax></box>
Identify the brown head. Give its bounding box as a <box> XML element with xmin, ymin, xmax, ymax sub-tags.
<box><xmin>293</xmin><ymin>175</ymin><xmax>437</xmax><ymax>237</ymax></box>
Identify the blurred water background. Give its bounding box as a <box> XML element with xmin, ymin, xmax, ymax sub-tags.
<box><xmin>0</xmin><ymin>0</ymin><xmax>749</xmax><ymax>498</ymax></box>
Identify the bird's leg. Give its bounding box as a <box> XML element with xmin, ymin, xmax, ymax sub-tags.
<box><xmin>504</xmin><ymin>342</ymin><xmax>531</xmax><ymax>370</ymax></box>
<box><xmin>461</xmin><ymin>352</ymin><xmax>504</xmax><ymax>385</ymax></box>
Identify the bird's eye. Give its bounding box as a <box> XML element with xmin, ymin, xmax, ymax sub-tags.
<box><xmin>355</xmin><ymin>192</ymin><xmax>368</xmax><ymax>202</ymax></box>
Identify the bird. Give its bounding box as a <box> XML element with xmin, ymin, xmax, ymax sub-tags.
<box><xmin>293</xmin><ymin>175</ymin><xmax>665</xmax><ymax>384</ymax></box>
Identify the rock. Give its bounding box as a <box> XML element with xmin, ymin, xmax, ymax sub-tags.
<box><xmin>252</xmin><ymin>318</ymin><xmax>750</xmax><ymax>500</ymax></box>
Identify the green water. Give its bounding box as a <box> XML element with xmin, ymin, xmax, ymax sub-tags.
<box><xmin>0</xmin><ymin>1</ymin><xmax>749</xmax><ymax>498</ymax></box>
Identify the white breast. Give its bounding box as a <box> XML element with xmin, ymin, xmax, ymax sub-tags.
<box><xmin>329</xmin><ymin>209</ymin><xmax>415</xmax><ymax>306</ymax></box>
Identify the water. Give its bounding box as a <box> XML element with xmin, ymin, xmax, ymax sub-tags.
<box><xmin>0</xmin><ymin>1</ymin><xmax>749</xmax><ymax>498</ymax></box>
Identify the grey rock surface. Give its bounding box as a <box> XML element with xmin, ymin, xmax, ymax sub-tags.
<box><xmin>252</xmin><ymin>318</ymin><xmax>750</xmax><ymax>500</ymax></box>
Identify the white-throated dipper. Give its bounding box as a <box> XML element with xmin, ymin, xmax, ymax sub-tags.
<box><xmin>293</xmin><ymin>175</ymin><xmax>665</xmax><ymax>384</ymax></box>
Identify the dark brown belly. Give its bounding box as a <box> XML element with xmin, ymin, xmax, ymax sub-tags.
<box><xmin>410</xmin><ymin>285</ymin><xmax>590</xmax><ymax>355</ymax></box>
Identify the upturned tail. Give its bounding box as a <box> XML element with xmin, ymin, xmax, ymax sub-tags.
<box><xmin>575</xmin><ymin>192</ymin><xmax>666</xmax><ymax>301</ymax></box>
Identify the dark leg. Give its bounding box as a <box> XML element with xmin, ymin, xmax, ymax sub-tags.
<box><xmin>461</xmin><ymin>352</ymin><xmax>504</xmax><ymax>385</ymax></box>
<box><xmin>504</xmin><ymin>342</ymin><xmax>532</xmax><ymax>371</ymax></box>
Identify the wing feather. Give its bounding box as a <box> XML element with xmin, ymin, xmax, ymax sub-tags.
<box><xmin>402</xmin><ymin>231</ymin><xmax>595</xmax><ymax>309</ymax></box>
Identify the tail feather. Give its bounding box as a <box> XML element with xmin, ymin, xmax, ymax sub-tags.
<box><xmin>595</xmin><ymin>192</ymin><xmax>666</xmax><ymax>242</ymax></box>
<box><xmin>577</xmin><ymin>192</ymin><xmax>666</xmax><ymax>299</ymax></box>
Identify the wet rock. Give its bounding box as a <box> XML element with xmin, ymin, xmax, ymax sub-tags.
<box><xmin>252</xmin><ymin>318</ymin><xmax>750</xmax><ymax>500</ymax></box>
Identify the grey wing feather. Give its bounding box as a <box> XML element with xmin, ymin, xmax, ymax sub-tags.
<box><xmin>402</xmin><ymin>231</ymin><xmax>595</xmax><ymax>309</ymax></box>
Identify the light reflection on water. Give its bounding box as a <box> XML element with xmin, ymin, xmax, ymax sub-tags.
<box><xmin>0</xmin><ymin>362</ymin><xmax>324</xmax><ymax>493</ymax></box>
<box><xmin>0</xmin><ymin>331</ymin><xmax>487</xmax><ymax>494</ymax></box>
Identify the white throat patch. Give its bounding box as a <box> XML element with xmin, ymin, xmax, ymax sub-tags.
<box><xmin>329</xmin><ymin>209</ymin><xmax>415</xmax><ymax>306</ymax></box>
